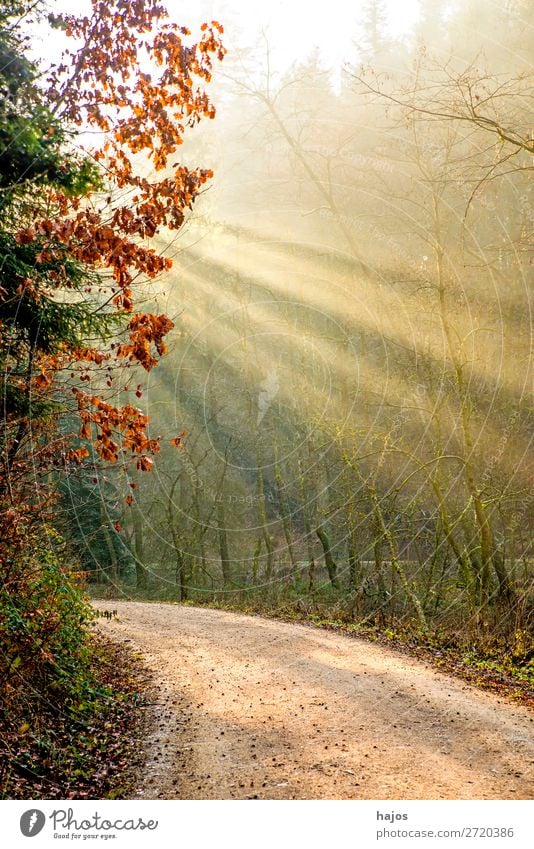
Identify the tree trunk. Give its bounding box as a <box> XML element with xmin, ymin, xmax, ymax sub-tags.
<box><xmin>217</xmin><ymin>501</ymin><xmax>232</xmax><ymax>587</ymax></box>
<box><xmin>348</xmin><ymin>527</ymin><xmax>360</xmax><ymax>589</ymax></box>
<box><xmin>369</xmin><ymin>486</ymin><xmax>429</xmax><ymax>633</ymax></box>
<box><xmin>256</xmin><ymin>464</ymin><xmax>274</xmax><ymax>587</ymax></box>
<box><xmin>274</xmin><ymin>451</ymin><xmax>298</xmax><ymax>579</ymax></box>
<box><xmin>316</xmin><ymin>526</ymin><xmax>339</xmax><ymax>589</ymax></box>
<box><xmin>172</xmin><ymin>531</ymin><xmax>187</xmax><ymax>601</ymax></box>
<box><xmin>297</xmin><ymin>457</ymin><xmax>316</xmax><ymax>592</ymax></box>
<box><xmin>132</xmin><ymin>504</ymin><xmax>148</xmax><ymax>589</ymax></box>
<box><xmin>432</xmin><ymin>196</ymin><xmax>496</xmax><ymax>613</ymax></box>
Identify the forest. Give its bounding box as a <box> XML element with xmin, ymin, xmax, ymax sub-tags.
<box><xmin>88</xmin><ymin>0</ymin><xmax>532</xmax><ymax>649</ymax></box>
<box><xmin>0</xmin><ymin>0</ymin><xmax>532</xmax><ymax>802</ymax></box>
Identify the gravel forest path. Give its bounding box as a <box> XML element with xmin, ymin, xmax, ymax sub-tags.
<box><xmin>95</xmin><ymin>600</ymin><xmax>533</xmax><ymax>800</ymax></box>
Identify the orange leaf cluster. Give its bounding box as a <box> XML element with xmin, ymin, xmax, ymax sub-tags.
<box><xmin>115</xmin><ymin>313</ymin><xmax>174</xmax><ymax>370</ymax></box>
<box><xmin>170</xmin><ymin>431</ymin><xmax>186</xmax><ymax>448</ymax></box>
<box><xmin>6</xmin><ymin>1</ymin><xmax>224</xmax><ymax>487</ymax></box>
<box><xmin>74</xmin><ymin>388</ymin><xmax>160</xmax><ymax>467</ymax></box>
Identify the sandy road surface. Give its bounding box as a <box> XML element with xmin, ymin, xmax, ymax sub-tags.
<box><xmin>95</xmin><ymin>601</ymin><xmax>533</xmax><ymax>800</ymax></box>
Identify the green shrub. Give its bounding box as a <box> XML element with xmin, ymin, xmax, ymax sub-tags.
<box><xmin>0</xmin><ymin>525</ymin><xmax>96</xmax><ymax>712</ymax></box>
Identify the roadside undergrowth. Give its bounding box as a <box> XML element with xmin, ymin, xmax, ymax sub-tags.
<box><xmin>0</xmin><ymin>633</ymin><xmax>152</xmax><ymax>800</ymax></box>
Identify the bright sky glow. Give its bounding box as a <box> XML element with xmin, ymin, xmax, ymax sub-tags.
<box><xmin>35</xmin><ymin>0</ymin><xmax>421</xmax><ymax>73</ymax></box>
<box><xmin>211</xmin><ymin>0</ymin><xmax>421</xmax><ymax>68</ymax></box>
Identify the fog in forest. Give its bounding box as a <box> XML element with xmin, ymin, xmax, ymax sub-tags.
<box><xmin>68</xmin><ymin>0</ymin><xmax>533</xmax><ymax>641</ymax></box>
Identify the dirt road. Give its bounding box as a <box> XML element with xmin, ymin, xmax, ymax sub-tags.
<box><xmin>95</xmin><ymin>601</ymin><xmax>533</xmax><ymax>800</ymax></box>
